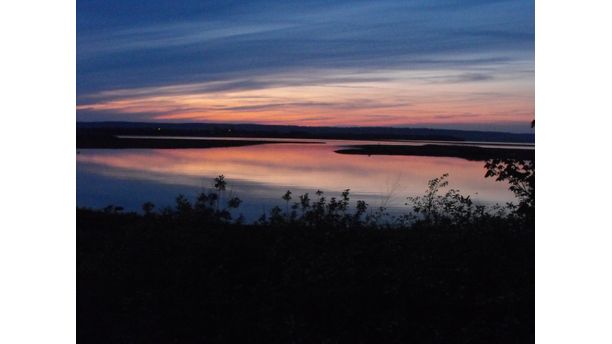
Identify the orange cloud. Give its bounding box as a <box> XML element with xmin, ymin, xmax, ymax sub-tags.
<box><xmin>77</xmin><ymin>69</ymin><xmax>533</xmax><ymax>127</ymax></box>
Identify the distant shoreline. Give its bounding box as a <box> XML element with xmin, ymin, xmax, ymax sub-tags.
<box><xmin>76</xmin><ymin>135</ymin><xmax>319</xmax><ymax>149</ymax></box>
<box><xmin>335</xmin><ymin>144</ymin><xmax>535</xmax><ymax>161</ymax></box>
<box><xmin>77</xmin><ymin>121</ymin><xmax>535</xmax><ymax>144</ymax></box>
<box><xmin>77</xmin><ymin>134</ymin><xmax>535</xmax><ymax>161</ymax></box>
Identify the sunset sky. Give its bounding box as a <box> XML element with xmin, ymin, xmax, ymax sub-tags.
<box><xmin>77</xmin><ymin>0</ymin><xmax>534</xmax><ymax>132</ymax></box>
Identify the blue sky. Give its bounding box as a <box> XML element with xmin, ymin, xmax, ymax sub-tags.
<box><xmin>77</xmin><ymin>0</ymin><xmax>534</xmax><ymax>132</ymax></box>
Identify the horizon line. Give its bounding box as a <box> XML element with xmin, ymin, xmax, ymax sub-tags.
<box><xmin>77</xmin><ymin>120</ymin><xmax>535</xmax><ymax>135</ymax></box>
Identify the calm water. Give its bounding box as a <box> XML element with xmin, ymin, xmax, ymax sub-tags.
<box><xmin>77</xmin><ymin>138</ymin><xmax>524</xmax><ymax>221</ymax></box>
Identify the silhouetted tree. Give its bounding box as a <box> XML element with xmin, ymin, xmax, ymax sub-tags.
<box><xmin>214</xmin><ymin>174</ymin><xmax>227</xmax><ymax>211</ymax></box>
<box><xmin>282</xmin><ymin>190</ymin><xmax>292</xmax><ymax>217</ymax></box>
<box><xmin>484</xmin><ymin>159</ymin><xmax>534</xmax><ymax>218</ymax></box>
<box><xmin>405</xmin><ymin>174</ymin><xmax>487</xmax><ymax>226</ymax></box>
<box><xmin>214</xmin><ymin>175</ymin><xmax>227</xmax><ymax>191</ymax></box>
<box><xmin>175</xmin><ymin>194</ymin><xmax>192</xmax><ymax>215</ymax></box>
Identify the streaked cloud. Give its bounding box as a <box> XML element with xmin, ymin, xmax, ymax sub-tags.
<box><xmin>77</xmin><ymin>0</ymin><xmax>534</xmax><ymax>132</ymax></box>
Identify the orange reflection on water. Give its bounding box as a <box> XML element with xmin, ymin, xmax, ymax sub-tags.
<box><xmin>77</xmin><ymin>143</ymin><xmax>515</xmax><ymax>207</ymax></box>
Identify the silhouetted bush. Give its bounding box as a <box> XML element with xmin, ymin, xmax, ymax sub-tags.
<box><xmin>485</xmin><ymin>158</ymin><xmax>535</xmax><ymax>219</ymax></box>
<box><xmin>401</xmin><ymin>173</ymin><xmax>488</xmax><ymax>227</ymax></box>
<box><xmin>78</xmin><ymin>172</ymin><xmax>534</xmax><ymax>343</ymax></box>
<box><xmin>109</xmin><ymin>168</ymin><xmax>533</xmax><ymax>230</ymax></box>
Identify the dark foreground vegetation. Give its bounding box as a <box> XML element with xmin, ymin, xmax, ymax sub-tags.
<box><xmin>78</xmin><ymin>160</ymin><xmax>534</xmax><ymax>343</ymax></box>
<box><xmin>336</xmin><ymin>144</ymin><xmax>535</xmax><ymax>161</ymax></box>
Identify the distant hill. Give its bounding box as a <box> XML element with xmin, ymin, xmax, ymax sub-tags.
<box><xmin>77</xmin><ymin>122</ymin><xmax>535</xmax><ymax>143</ymax></box>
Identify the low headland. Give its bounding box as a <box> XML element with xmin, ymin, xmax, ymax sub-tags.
<box><xmin>336</xmin><ymin>144</ymin><xmax>534</xmax><ymax>161</ymax></box>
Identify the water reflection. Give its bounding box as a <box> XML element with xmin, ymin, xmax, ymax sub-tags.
<box><xmin>77</xmin><ymin>142</ymin><xmax>516</xmax><ymax>221</ymax></box>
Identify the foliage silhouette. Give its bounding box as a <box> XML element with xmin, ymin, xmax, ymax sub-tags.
<box><xmin>484</xmin><ymin>158</ymin><xmax>535</xmax><ymax>219</ymax></box>
<box><xmin>107</xmin><ymin>169</ymin><xmax>536</xmax><ymax>229</ymax></box>
<box><xmin>78</xmin><ymin>172</ymin><xmax>534</xmax><ymax>343</ymax></box>
<box><xmin>402</xmin><ymin>173</ymin><xmax>487</xmax><ymax>227</ymax></box>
